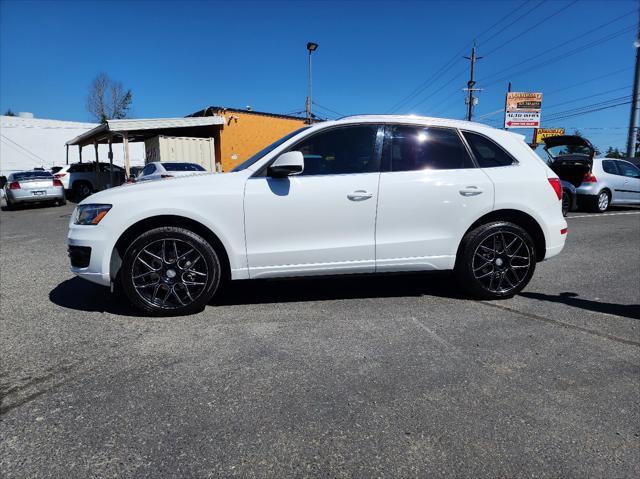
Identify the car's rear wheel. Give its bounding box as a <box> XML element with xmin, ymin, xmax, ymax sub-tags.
<box><xmin>589</xmin><ymin>189</ymin><xmax>610</xmax><ymax>213</ymax></box>
<box><xmin>73</xmin><ymin>181</ymin><xmax>93</xmax><ymax>200</ymax></box>
<box><xmin>455</xmin><ymin>221</ymin><xmax>536</xmax><ymax>300</ymax></box>
<box><xmin>562</xmin><ymin>191</ymin><xmax>570</xmax><ymax>217</ymax></box>
<box><xmin>120</xmin><ymin>227</ymin><xmax>222</xmax><ymax>316</ymax></box>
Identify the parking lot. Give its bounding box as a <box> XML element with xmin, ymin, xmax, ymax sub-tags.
<box><xmin>1</xmin><ymin>201</ymin><xmax>639</xmax><ymax>477</ymax></box>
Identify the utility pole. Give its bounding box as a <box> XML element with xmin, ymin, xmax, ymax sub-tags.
<box><xmin>306</xmin><ymin>42</ymin><xmax>318</xmax><ymax>123</ymax></box>
<box><xmin>464</xmin><ymin>45</ymin><xmax>482</xmax><ymax>121</ymax></box>
<box><xmin>626</xmin><ymin>12</ymin><xmax>640</xmax><ymax>158</ymax></box>
<box><xmin>504</xmin><ymin>81</ymin><xmax>512</xmax><ymax>130</ymax></box>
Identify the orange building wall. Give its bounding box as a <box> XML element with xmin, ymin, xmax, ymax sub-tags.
<box><xmin>215</xmin><ymin>111</ymin><xmax>308</xmax><ymax>171</ymax></box>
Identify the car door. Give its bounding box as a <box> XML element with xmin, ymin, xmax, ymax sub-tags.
<box><xmin>375</xmin><ymin>125</ymin><xmax>494</xmax><ymax>272</ymax></box>
<box><xmin>244</xmin><ymin>124</ymin><xmax>383</xmax><ymax>278</ymax></box>
<box><xmin>614</xmin><ymin>160</ymin><xmax>640</xmax><ymax>203</ymax></box>
<box><xmin>601</xmin><ymin>159</ymin><xmax>625</xmax><ymax>203</ymax></box>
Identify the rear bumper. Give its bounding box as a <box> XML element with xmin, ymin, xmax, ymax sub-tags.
<box><xmin>539</xmin><ymin>203</ymin><xmax>567</xmax><ymax>261</ymax></box>
<box><xmin>7</xmin><ymin>187</ymin><xmax>64</xmax><ymax>203</ymax></box>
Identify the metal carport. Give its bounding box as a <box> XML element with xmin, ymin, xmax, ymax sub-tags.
<box><xmin>65</xmin><ymin>116</ymin><xmax>225</xmax><ymax>188</ymax></box>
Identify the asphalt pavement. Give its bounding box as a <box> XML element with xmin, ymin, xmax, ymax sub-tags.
<box><xmin>1</xmin><ymin>201</ymin><xmax>639</xmax><ymax>478</ymax></box>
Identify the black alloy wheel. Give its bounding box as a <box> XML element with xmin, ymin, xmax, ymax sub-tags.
<box><xmin>121</xmin><ymin>227</ymin><xmax>222</xmax><ymax>316</ymax></box>
<box><xmin>455</xmin><ymin>221</ymin><xmax>536</xmax><ymax>299</ymax></box>
<box><xmin>562</xmin><ymin>191</ymin><xmax>570</xmax><ymax>217</ymax></box>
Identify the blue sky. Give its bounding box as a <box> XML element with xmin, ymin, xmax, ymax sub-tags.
<box><xmin>0</xmin><ymin>0</ymin><xmax>636</xmax><ymax>152</ymax></box>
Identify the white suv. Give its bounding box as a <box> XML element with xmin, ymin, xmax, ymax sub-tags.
<box><xmin>68</xmin><ymin>116</ymin><xmax>567</xmax><ymax>315</ymax></box>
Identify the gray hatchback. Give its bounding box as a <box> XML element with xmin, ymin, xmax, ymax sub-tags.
<box><xmin>543</xmin><ymin>135</ymin><xmax>640</xmax><ymax>212</ymax></box>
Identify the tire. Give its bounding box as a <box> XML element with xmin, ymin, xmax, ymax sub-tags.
<box><xmin>588</xmin><ymin>189</ymin><xmax>610</xmax><ymax>213</ymax></box>
<box><xmin>120</xmin><ymin>227</ymin><xmax>222</xmax><ymax>316</ymax></box>
<box><xmin>73</xmin><ymin>181</ymin><xmax>93</xmax><ymax>200</ymax></box>
<box><xmin>57</xmin><ymin>196</ymin><xmax>67</xmax><ymax>206</ymax></box>
<box><xmin>5</xmin><ymin>196</ymin><xmax>14</xmax><ymax>210</ymax></box>
<box><xmin>455</xmin><ymin>221</ymin><xmax>537</xmax><ymax>300</ymax></box>
<box><xmin>561</xmin><ymin>191</ymin><xmax>571</xmax><ymax>217</ymax></box>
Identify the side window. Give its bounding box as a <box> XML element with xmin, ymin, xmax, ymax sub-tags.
<box><xmin>462</xmin><ymin>131</ymin><xmax>517</xmax><ymax>168</ymax></box>
<box><xmin>141</xmin><ymin>164</ymin><xmax>157</xmax><ymax>176</ymax></box>
<box><xmin>602</xmin><ymin>160</ymin><xmax>619</xmax><ymax>175</ymax></box>
<box><xmin>291</xmin><ymin>126</ymin><xmax>379</xmax><ymax>176</ymax></box>
<box><xmin>386</xmin><ymin>126</ymin><xmax>474</xmax><ymax>171</ymax></box>
<box><xmin>615</xmin><ymin>161</ymin><xmax>640</xmax><ymax>178</ymax></box>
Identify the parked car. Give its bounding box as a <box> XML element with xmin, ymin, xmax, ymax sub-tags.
<box><xmin>54</xmin><ymin>162</ymin><xmax>126</xmax><ymax>199</ymax></box>
<box><xmin>560</xmin><ymin>180</ymin><xmax>577</xmax><ymax>217</ymax></box>
<box><xmin>3</xmin><ymin>171</ymin><xmax>65</xmax><ymax>209</ymax></box>
<box><xmin>135</xmin><ymin>162</ymin><xmax>207</xmax><ymax>182</ymax></box>
<box><xmin>68</xmin><ymin>116</ymin><xmax>567</xmax><ymax>316</ymax></box>
<box><xmin>543</xmin><ymin>135</ymin><xmax>640</xmax><ymax>212</ymax></box>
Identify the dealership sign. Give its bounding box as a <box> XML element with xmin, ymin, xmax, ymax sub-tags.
<box><xmin>534</xmin><ymin>128</ymin><xmax>565</xmax><ymax>143</ymax></box>
<box><xmin>505</xmin><ymin>111</ymin><xmax>541</xmax><ymax>128</ymax></box>
<box><xmin>504</xmin><ymin>92</ymin><xmax>542</xmax><ymax>129</ymax></box>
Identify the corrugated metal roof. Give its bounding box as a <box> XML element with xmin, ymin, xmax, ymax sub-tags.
<box><xmin>1</xmin><ymin>115</ymin><xmax>98</xmax><ymax>130</ymax></box>
<box><xmin>189</xmin><ymin>106</ymin><xmax>315</xmax><ymax>122</ymax></box>
<box><xmin>66</xmin><ymin>116</ymin><xmax>225</xmax><ymax>146</ymax></box>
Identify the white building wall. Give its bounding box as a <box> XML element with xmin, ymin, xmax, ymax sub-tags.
<box><xmin>0</xmin><ymin>116</ymin><xmax>145</xmax><ymax>176</ymax></box>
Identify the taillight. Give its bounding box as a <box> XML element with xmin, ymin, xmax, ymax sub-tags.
<box><xmin>582</xmin><ymin>172</ymin><xmax>597</xmax><ymax>183</ymax></box>
<box><xmin>547</xmin><ymin>178</ymin><xmax>562</xmax><ymax>200</ymax></box>
<box><xmin>53</xmin><ymin>179</ymin><xmax>63</xmax><ymax>187</ymax></box>
<box><xmin>9</xmin><ymin>181</ymin><xmax>20</xmax><ymax>190</ymax></box>
<box><xmin>54</xmin><ymin>173</ymin><xmax>66</xmax><ymax>178</ymax></box>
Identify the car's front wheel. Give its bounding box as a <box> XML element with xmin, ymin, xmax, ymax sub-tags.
<box><xmin>455</xmin><ymin>221</ymin><xmax>536</xmax><ymax>300</ymax></box>
<box><xmin>120</xmin><ymin>227</ymin><xmax>222</xmax><ymax>316</ymax></box>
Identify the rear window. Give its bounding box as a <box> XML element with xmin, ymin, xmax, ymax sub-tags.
<box><xmin>162</xmin><ymin>163</ymin><xmax>206</xmax><ymax>172</ymax></box>
<box><xmin>462</xmin><ymin>131</ymin><xmax>517</xmax><ymax>168</ymax></box>
<box><xmin>13</xmin><ymin>171</ymin><xmax>53</xmax><ymax>180</ymax></box>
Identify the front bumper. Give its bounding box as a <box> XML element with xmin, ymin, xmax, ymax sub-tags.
<box><xmin>68</xmin><ymin>223</ymin><xmax>112</xmax><ymax>287</ymax></box>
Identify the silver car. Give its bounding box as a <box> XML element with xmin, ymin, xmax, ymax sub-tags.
<box><xmin>543</xmin><ymin>135</ymin><xmax>640</xmax><ymax>212</ymax></box>
<box><xmin>3</xmin><ymin>171</ymin><xmax>66</xmax><ymax>209</ymax></box>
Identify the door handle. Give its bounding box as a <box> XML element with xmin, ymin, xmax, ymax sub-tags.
<box><xmin>347</xmin><ymin>190</ymin><xmax>373</xmax><ymax>201</ymax></box>
<box><xmin>459</xmin><ymin>186</ymin><xmax>483</xmax><ymax>197</ymax></box>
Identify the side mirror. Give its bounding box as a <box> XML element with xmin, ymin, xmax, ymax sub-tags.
<box><xmin>268</xmin><ymin>151</ymin><xmax>304</xmax><ymax>178</ymax></box>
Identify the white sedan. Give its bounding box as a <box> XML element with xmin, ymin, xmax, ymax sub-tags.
<box><xmin>68</xmin><ymin>115</ymin><xmax>567</xmax><ymax>316</ymax></box>
<box><xmin>135</xmin><ymin>162</ymin><xmax>207</xmax><ymax>182</ymax></box>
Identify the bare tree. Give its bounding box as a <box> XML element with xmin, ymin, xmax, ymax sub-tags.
<box><xmin>86</xmin><ymin>73</ymin><xmax>132</xmax><ymax>123</ymax></box>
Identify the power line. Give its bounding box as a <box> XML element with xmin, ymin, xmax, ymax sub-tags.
<box><xmin>312</xmin><ymin>101</ymin><xmax>345</xmax><ymax>118</ymax></box>
<box><xmin>546</xmin><ymin>99</ymin><xmax>632</xmax><ymax>121</ymax></box>
<box><xmin>545</xmin><ymin>67</ymin><xmax>633</xmax><ymax>95</ymax></box>
<box><xmin>478</xmin><ymin>0</ymin><xmax>545</xmax><ymax>47</ymax></box>
<box><xmin>483</xmin><ymin>25</ymin><xmax>636</xmax><ymax>88</ymax></box>
<box><xmin>547</xmin><ymin>95</ymin><xmax>631</xmax><ymax>116</ymax></box>
<box><xmin>386</xmin><ymin>0</ymin><xmax>532</xmax><ymax>113</ymax></box>
<box><xmin>481</xmin><ymin>10</ymin><xmax>634</xmax><ymax>84</ymax></box>
<box><xmin>545</xmin><ymin>85</ymin><xmax>632</xmax><ymax>110</ymax></box>
<box><xmin>483</xmin><ymin>0</ymin><xmax>577</xmax><ymax>57</ymax></box>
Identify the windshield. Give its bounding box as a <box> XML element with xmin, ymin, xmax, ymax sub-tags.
<box><xmin>13</xmin><ymin>171</ymin><xmax>53</xmax><ymax>180</ymax></box>
<box><xmin>231</xmin><ymin>127</ymin><xmax>311</xmax><ymax>172</ymax></box>
<box><xmin>546</xmin><ymin>144</ymin><xmax>592</xmax><ymax>159</ymax></box>
<box><xmin>163</xmin><ymin>163</ymin><xmax>206</xmax><ymax>172</ymax></box>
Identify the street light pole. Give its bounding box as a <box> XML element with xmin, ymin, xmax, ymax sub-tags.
<box><xmin>306</xmin><ymin>42</ymin><xmax>318</xmax><ymax>123</ymax></box>
<box><xmin>626</xmin><ymin>14</ymin><xmax>640</xmax><ymax>158</ymax></box>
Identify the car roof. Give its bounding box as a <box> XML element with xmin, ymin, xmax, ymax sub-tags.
<box><xmin>310</xmin><ymin>114</ymin><xmax>524</xmax><ymax>139</ymax></box>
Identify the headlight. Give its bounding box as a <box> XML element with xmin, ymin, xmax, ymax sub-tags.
<box><xmin>73</xmin><ymin>204</ymin><xmax>112</xmax><ymax>225</ymax></box>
